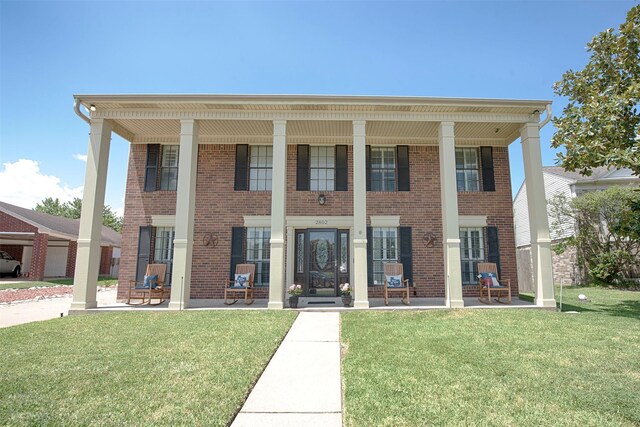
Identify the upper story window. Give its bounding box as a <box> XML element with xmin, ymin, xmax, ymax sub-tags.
<box><xmin>159</xmin><ymin>145</ymin><xmax>179</xmax><ymax>191</ymax></box>
<box><xmin>310</xmin><ymin>146</ymin><xmax>335</xmax><ymax>191</ymax></box>
<box><xmin>455</xmin><ymin>148</ymin><xmax>480</xmax><ymax>192</ymax></box>
<box><xmin>249</xmin><ymin>146</ymin><xmax>273</xmax><ymax>191</ymax></box>
<box><xmin>370</xmin><ymin>147</ymin><xmax>396</xmax><ymax>192</ymax></box>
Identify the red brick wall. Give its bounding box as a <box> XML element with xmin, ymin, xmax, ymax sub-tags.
<box><xmin>30</xmin><ymin>232</ymin><xmax>49</xmax><ymax>281</ymax></box>
<box><xmin>0</xmin><ymin>211</ymin><xmax>38</xmax><ymax>233</ymax></box>
<box><xmin>66</xmin><ymin>240</ymin><xmax>77</xmax><ymax>278</ymax></box>
<box><xmin>119</xmin><ymin>143</ymin><xmax>518</xmax><ymax>301</ymax></box>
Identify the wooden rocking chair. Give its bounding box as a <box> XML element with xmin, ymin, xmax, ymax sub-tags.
<box><xmin>127</xmin><ymin>263</ymin><xmax>168</xmax><ymax>305</ymax></box>
<box><xmin>477</xmin><ymin>262</ymin><xmax>511</xmax><ymax>304</ymax></box>
<box><xmin>383</xmin><ymin>262</ymin><xmax>410</xmax><ymax>306</ymax></box>
<box><xmin>224</xmin><ymin>263</ymin><xmax>255</xmax><ymax>305</ymax></box>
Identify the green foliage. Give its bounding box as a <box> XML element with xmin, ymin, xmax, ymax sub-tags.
<box><xmin>34</xmin><ymin>197</ymin><xmax>122</xmax><ymax>232</ymax></box>
<box><xmin>548</xmin><ymin>186</ymin><xmax>640</xmax><ymax>286</ymax></box>
<box><xmin>552</xmin><ymin>5</ymin><xmax>640</xmax><ymax>176</ymax></box>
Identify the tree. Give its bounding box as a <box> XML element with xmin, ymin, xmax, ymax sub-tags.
<box><xmin>551</xmin><ymin>5</ymin><xmax>640</xmax><ymax>176</ymax></box>
<box><xmin>33</xmin><ymin>197</ymin><xmax>123</xmax><ymax>233</ymax></box>
<box><xmin>548</xmin><ymin>186</ymin><xmax>640</xmax><ymax>286</ymax></box>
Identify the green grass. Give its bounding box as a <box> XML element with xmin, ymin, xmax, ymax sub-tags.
<box><xmin>0</xmin><ymin>311</ymin><xmax>297</xmax><ymax>426</ymax></box>
<box><xmin>0</xmin><ymin>276</ymin><xmax>118</xmax><ymax>290</ymax></box>
<box><xmin>341</xmin><ymin>289</ymin><xmax>640</xmax><ymax>426</ymax></box>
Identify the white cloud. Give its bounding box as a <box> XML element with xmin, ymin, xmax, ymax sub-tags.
<box><xmin>0</xmin><ymin>159</ymin><xmax>83</xmax><ymax>209</ymax></box>
<box><xmin>73</xmin><ymin>153</ymin><xmax>88</xmax><ymax>162</ymax></box>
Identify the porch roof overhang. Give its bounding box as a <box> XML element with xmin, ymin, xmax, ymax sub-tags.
<box><xmin>74</xmin><ymin>94</ymin><xmax>552</xmax><ymax>146</ymax></box>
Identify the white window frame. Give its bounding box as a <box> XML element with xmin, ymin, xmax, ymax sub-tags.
<box><xmin>370</xmin><ymin>147</ymin><xmax>396</xmax><ymax>192</ymax></box>
<box><xmin>372</xmin><ymin>227</ymin><xmax>398</xmax><ymax>285</ymax></box>
<box><xmin>249</xmin><ymin>146</ymin><xmax>273</xmax><ymax>191</ymax></box>
<box><xmin>455</xmin><ymin>148</ymin><xmax>480</xmax><ymax>192</ymax></box>
<box><xmin>460</xmin><ymin>227</ymin><xmax>485</xmax><ymax>285</ymax></box>
<box><xmin>246</xmin><ymin>227</ymin><xmax>271</xmax><ymax>286</ymax></box>
<box><xmin>153</xmin><ymin>226</ymin><xmax>175</xmax><ymax>284</ymax></box>
<box><xmin>160</xmin><ymin>145</ymin><xmax>179</xmax><ymax>191</ymax></box>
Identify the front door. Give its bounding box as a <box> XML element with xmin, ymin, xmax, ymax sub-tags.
<box><xmin>295</xmin><ymin>229</ymin><xmax>349</xmax><ymax>297</ymax></box>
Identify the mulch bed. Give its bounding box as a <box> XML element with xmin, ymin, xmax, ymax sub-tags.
<box><xmin>0</xmin><ymin>286</ymin><xmax>74</xmax><ymax>304</ymax></box>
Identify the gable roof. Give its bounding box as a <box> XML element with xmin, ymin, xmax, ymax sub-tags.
<box><xmin>0</xmin><ymin>201</ymin><xmax>121</xmax><ymax>246</ymax></box>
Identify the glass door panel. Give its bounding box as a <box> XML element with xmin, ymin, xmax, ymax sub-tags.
<box><xmin>308</xmin><ymin>230</ymin><xmax>337</xmax><ymax>297</ymax></box>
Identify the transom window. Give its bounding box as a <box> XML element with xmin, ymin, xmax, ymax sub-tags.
<box><xmin>310</xmin><ymin>146</ymin><xmax>335</xmax><ymax>191</ymax></box>
<box><xmin>371</xmin><ymin>147</ymin><xmax>396</xmax><ymax>191</ymax></box>
<box><xmin>246</xmin><ymin>227</ymin><xmax>270</xmax><ymax>286</ymax></box>
<box><xmin>249</xmin><ymin>146</ymin><xmax>273</xmax><ymax>191</ymax></box>
<box><xmin>160</xmin><ymin>145</ymin><xmax>179</xmax><ymax>191</ymax></box>
<box><xmin>372</xmin><ymin>227</ymin><xmax>398</xmax><ymax>285</ymax></box>
<box><xmin>455</xmin><ymin>148</ymin><xmax>479</xmax><ymax>192</ymax></box>
<box><xmin>460</xmin><ymin>227</ymin><xmax>485</xmax><ymax>285</ymax></box>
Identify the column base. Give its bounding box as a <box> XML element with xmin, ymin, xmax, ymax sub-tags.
<box><xmin>69</xmin><ymin>301</ymin><xmax>97</xmax><ymax>310</ymax></box>
<box><xmin>354</xmin><ymin>300</ymin><xmax>369</xmax><ymax>309</ymax></box>
<box><xmin>535</xmin><ymin>298</ymin><xmax>557</xmax><ymax>308</ymax></box>
<box><xmin>168</xmin><ymin>301</ymin><xmax>189</xmax><ymax>310</ymax></box>
<box><xmin>268</xmin><ymin>301</ymin><xmax>284</xmax><ymax>310</ymax></box>
<box><xmin>447</xmin><ymin>299</ymin><xmax>465</xmax><ymax>308</ymax></box>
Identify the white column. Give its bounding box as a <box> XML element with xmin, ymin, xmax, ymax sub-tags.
<box><xmin>352</xmin><ymin>120</ymin><xmax>369</xmax><ymax>309</ymax></box>
<box><xmin>169</xmin><ymin>120</ymin><xmax>199</xmax><ymax>310</ymax></box>
<box><xmin>268</xmin><ymin>120</ymin><xmax>287</xmax><ymax>309</ymax></box>
<box><xmin>521</xmin><ymin>123</ymin><xmax>556</xmax><ymax>308</ymax></box>
<box><xmin>71</xmin><ymin>119</ymin><xmax>112</xmax><ymax>310</ymax></box>
<box><xmin>439</xmin><ymin>121</ymin><xmax>464</xmax><ymax>308</ymax></box>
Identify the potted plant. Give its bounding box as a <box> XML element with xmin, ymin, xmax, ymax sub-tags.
<box><xmin>288</xmin><ymin>284</ymin><xmax>302</xmax><ymax>308</ymax></box>
<box><xmin>340</xmin><ymin>283</ymin><xmax>352</xmax><ymax>307</ymax></box>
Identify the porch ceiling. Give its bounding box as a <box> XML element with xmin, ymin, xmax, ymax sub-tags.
<box><xmin>75</xmin><ymin>94</ymin><xmax>550</xmax><ymax>146</ymax></box>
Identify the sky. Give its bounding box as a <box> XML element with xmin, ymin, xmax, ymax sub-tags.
<box><xmin>0</xmin><ymin>0</ymin><xmax>636</xmax><ymax>216</ymax></box>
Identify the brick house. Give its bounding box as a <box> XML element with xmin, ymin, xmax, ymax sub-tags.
<box><xmin>0</xmin><ymin>201</ymin><xmax>121</xmax><ymax>280</ymax></box>
<box><xmin>69</xmin><ymin>94</ymin><xmax>556</xmax><ymax>310</ymax></box>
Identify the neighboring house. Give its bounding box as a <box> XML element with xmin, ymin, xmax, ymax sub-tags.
<box><xmin>69</xmin><ymin>94</ymin><xmax>557</xmax><ymax>310</ymax></box>
<box><xmin>513</xmin><ymin>166</ymin><xmax>639</xmax><ymax>287</ymax></box>
<box><xmin>0</xmin><ymin>201</ymin><xmax>121</xmax><ymax>280</ymax></box>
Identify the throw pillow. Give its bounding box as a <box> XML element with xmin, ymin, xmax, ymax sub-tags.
<box><xmin>479</xmin><ymin>272</ymin><xmax>500</xmax><ymax>287</ymax></box>
<box><xmin>386</xmin><ymin>274</ymin><xmax>403</xmax><ymax>288</ymax></box>
<box><xmin>233</xmin><ymin>273</ymin><xmax>251</xmax><ymax>288</ymax></box>
<box><xmin>143</xmin><ymin>274</ymin><xmax>158</xmax><ymax>289</ymax></box>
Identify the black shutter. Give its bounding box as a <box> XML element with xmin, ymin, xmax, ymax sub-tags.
<box><xmin>487</xmin><ymin>226</ymin><xmax>501</xmax><ymax>277</ymax></box>
<box><xmin>481</xmin><ymin>146</ymin><xmax>495</xmax><ymax>192</ymax></box>
<box><xmin>296</xmin><ymin>145</ymin><xmax>310</xmax><ymax>191</ymax></box>
<box><xmin>366</xmin><ymin>145</ymin><xmax>372</xmax><ymax>191</ymax></box>
<box><xmin>397</xmin><ymin>146</ymin><xmax>410</xmax><ymax>192</ymax></box>
<box><xmin>367</xmin><ymin>227</ymin><xmax>374</xmax><ymax>286</ymax></box>
<box><xmin>234</xmin><ymin>145</ymin><xmax>249</xmax><ymax>191</ymax></box>
<box><xmin>144</xmin><ymin>144</ymin><xmax>159</xmax><ymax>192</ymax></box>
<box><xmin>399</xmin><ymin>227</ymin><xmax>413</xmax><ymax>286</ymax></box>
<box><xmin>335</xmin><ymin>145</ymin><xmax>348</xmax><ymax>191</ymax></box>
<box><xmin>135</xmin><ymin>226</ymin><xmax>152</xmax><ymax>282</ymax></box>
<box><xmin>230</xmin><ymin>227</ymin><xmax>245</xmax><ymax>280</ymax></box>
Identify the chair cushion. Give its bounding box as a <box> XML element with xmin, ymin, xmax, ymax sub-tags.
<box><xmin>479</xmin><ymin>272</ymin><xmax>501</xmax><ymax>288</ymax></box>
<box><xmin>386</xmin><ymin>275</ymin><xmax>403</xmax><ymax>288</ymax></box>
<box><xmin>142</xmin><ymin>274</ymin><xmax>158</xmax><ymax>289</ymax></box>
<box><xmin>232</xmin><ymin>273</ymin><xmax>251</xmax><ymax>288</ymax></box>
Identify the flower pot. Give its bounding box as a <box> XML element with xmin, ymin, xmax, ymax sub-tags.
<box><xmin>289</xmin><ymin>295</ymin><xmax>299</xmax><ymax>308</ymax></box>
<box><xmin>341</xmin><ymin>294</ymin><xmax>352</xmax><ymax>307</ymax></box>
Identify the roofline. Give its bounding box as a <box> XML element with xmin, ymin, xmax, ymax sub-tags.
<box><xmin>74</xmin><ymin>93</ymin><xmax>552</xmax><ymax>109</ymax></box>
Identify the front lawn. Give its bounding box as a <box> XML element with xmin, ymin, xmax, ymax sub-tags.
<box><xmin>0</xmin><ymin>311</ymin><xmax>296</xmax><ymax>426</ymax></box>
<box><xmin>0</xmin><ymin>276</ymin><xmax>118</xmax><ymax>290</ymax></box>
<box><xmin>342</xmin><ymin>289</ymin><xmax>640</xmax><ymax>426</ymax></box>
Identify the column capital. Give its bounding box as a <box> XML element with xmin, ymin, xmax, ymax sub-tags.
<box><xmin>273</xmin><ymin>120</ymin><xmax>287</xmax><ymax>136</ymax></box>
<box><xmin>520</xmin><ymin>122</ymin><xmax>540</xmax><ymax>140</ymax></box>
<box><xmin>352</xmin><ymin>120</ymin><xmax>366</xmax><ymax>126</ymax></box>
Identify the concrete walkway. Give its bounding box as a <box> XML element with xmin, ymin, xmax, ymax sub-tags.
<box><xmin>232</xmin><ymin>312</ymin><xmax>342</xmax><ymax>426</ymax></box>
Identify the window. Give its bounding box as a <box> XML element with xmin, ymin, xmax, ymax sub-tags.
<box><xmin>455</xmin><ymin>148</ymin><xmax>479</xmax><ymax>192</ymax></box>
<box><xmin>310</xmin><ymin>146</ymin><xmax>335</xmax><ymax>191</ymax></box>
<box><xmin>154</xmin><ymin>227</ymin><xmax>175</xmax><ymax>284</ymax></box>
<box><xmin>159</xmin><ymin>145</ymin><xmax>179</xmax><ymax>191</ymax></box>
<box><xmin>460</xmin><ymin>227</ymin><xmax>485</xmax><ymax>285</ymax></box>
<box><xmin>246</xmin><ymin>227</ymin><xmax>270</xmax><ymax>286</ymax></box>
<box><xmin>371</xmin><ymin>147</ymin><xmax>396</xmax><ymax>191</ymax></box>
<box><xmin>249</xmin><ymin>146</ymin><xmax>272</xmax><ymax>191</ymax></box>
<box><xmin>372</xmin><ymin>227</ymin><xmax>398</xmax><ymax>285</ymax></box>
